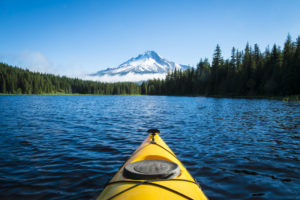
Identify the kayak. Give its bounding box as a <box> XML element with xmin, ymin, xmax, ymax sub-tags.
<box><xmin>97</xmin><ymin>129</ymin><xmax>208</xmax><ymax>200</ymax></box>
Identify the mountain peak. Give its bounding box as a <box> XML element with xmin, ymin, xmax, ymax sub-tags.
<box><xmin>134</xmin><ymin>50</ymin><xmax>160</xmax><ymax>61</ymax></box>
<box><xmin>89</xmin><ymin>51</ymin><xmax>190</xmax><ymax>82</ymax></box>
<box><xmin>143</xmin><ymin>50</ymin><xmax>159</xmax><ymax>57</ymax></box>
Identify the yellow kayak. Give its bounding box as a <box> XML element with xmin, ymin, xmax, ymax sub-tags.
<box><xmin>97</xmin><ymin>129</ymin><xmax>208</xmax><ymax>200</ymax></box>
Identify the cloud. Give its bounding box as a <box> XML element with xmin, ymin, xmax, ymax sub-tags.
<box><xmin>0</xmin><ymin>51</ymin><xmax>95</xmax><ymax>78</ymax></box>
<box><xmin>19</xmin><ymin>50</ymin><xmax>54</xmax><ymax>73</ymax></box>
<box><xmin>83</xmin><ymin>72</ymin><xmax>167</xmax><ymax>83</ymax></box>
<box><xmin>0</xmin><ymin>50</ymin><xmax>55</xmax><ymax>74</ymax></box>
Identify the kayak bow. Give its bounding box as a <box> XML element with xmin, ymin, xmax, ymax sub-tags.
<box><xmin>97</xmin><ymin>129</ymin><xmax>208</xmax><ymax>200</ymax></box>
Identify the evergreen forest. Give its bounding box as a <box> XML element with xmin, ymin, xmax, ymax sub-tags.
<box><xmin>1</xmin><ymin>35</ymin><xmax>299</xmax><ymax>97</ymax></box>
<box><xmin>0</xmin><ymin>63</ymin><xmax>140</xmax><ymax>95</ymax></box>
<box><xmin>143</xmin><ymin>35</ymin><xmax>300</xmax><ymax>96</ymax></box>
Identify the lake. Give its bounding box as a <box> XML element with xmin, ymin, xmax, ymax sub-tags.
<box><xmin>0</xmin><ymin>95</ymin><xmax>299</xmax><ymax>199</ymax></box>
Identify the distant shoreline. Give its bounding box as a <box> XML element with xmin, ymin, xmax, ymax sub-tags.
<box><xmin>1</xmin><ymin>93</ymin><xmax>299</xmax><ymax>102</ymax></box>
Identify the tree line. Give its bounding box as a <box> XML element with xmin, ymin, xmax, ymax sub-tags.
<box><xmin>1</xmin><ymin>35</ymin><xmax>299</xmax><ymax>97</ymax></box>
<box><xmin>0</xmin><ymin>63</ymin><xmax>140</xmax><ymax>95</ymax></box>
<box><xmin>143</xmin><ymin>35</ymin><xmax>300</xmax><ymax>96</ymax></box>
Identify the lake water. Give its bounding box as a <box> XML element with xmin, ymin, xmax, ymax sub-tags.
<box><xmin>0</xmin><ymin>95</ymin><xmax>299</xmax><ymax>200</ymax></box>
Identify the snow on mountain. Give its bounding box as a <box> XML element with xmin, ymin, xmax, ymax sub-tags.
<box><xmin>87</xmin><ymin>51</ymin><xmax>190</xmax><ymax>82</ymax></box>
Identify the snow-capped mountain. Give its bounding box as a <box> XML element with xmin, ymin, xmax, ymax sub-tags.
<box><xmin>87</xmin><ymin>51</ymin><xmax>190</xmax><ymax>82</ymax></box>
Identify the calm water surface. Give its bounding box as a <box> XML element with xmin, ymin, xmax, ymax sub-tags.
<box><xmin>0</xmin><ymin>95</ymin><xmax>299</xmax><ymax>199</ymax></box>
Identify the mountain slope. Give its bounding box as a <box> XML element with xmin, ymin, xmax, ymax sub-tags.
<box><xmin>88</xmin><ymin>51</ymin><xmax>190</xmax><ymax>82</ymax></box>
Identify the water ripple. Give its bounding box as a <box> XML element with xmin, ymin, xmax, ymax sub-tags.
<box><xmin>0</xmin><ymin>95</ymin><xmax>299</xmax><ymax>199</ymax></box>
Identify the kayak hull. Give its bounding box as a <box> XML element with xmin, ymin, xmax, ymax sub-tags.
<box><xmin>97</xmin><ymin>133</ymin><xmax>207</xmax><ymax>200</ymax></box>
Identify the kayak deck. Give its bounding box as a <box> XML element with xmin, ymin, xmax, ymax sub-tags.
<box><xmin>97</xmin><ymin>130</ymin><xmax>207</xmax><ymax>200</ymax></box>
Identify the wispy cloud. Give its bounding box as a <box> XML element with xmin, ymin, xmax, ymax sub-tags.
<box><xmin>0</xmin><ymin>51</ymin><xmax>91</xmax><ymax>78</ymax></box>
<box><xmin>84</xmin><ymin>72</ymin><xmax>167</xmax><ymax>83</ymax></box>
<box><xmin>19</xmin><ymin>50</ymin><xmax>54</xmax><ymax>73</ymax></box>
<box><xmin>0</xmin><ymin>50</ymin><xmax>55</xmax><ymax>74</ymax></box>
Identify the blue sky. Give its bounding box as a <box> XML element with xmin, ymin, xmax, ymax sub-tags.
<box><xmin>0</xmin><ymin>0</ymin><xmax>299</xmax><ymax>77</ymax></box>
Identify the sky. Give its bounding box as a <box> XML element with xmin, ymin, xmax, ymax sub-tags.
<box><xmin>0</xmin><ymin>0</ymin><xmax>300</xmax><ymax>78</ymax></box>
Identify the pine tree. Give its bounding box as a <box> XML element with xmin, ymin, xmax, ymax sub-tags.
<box><xmin>282</xmin><ymin>34</ymin><xmax>296</xmax><ymax>95</ymax></box>
<box><xmin>211</xmin><ymin>44</ymin><xmax>223</xmax><ymax>94</ymax></box>
<box><xmin>253</xmin><ymin>44</ymin><xmax>263</xmax><ymax>94</ymax></box>
<box><xmin>0</xmin><ymin>71</ymin><xmax>6</xmax><ymax>93</ymax></box>
<box><xmin>294</xmin><ymin>36</ymin><xmax>300</xmax><ymax>94</ymax></box>
<box><xmin>230</xmin><ymin>47</ymin><xmax>236</xmax><ymax>70</ymax></box>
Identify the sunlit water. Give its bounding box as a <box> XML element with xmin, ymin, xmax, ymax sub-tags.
<box><xmin>0</xmin><ymin>95</ymin><xmax>299</xmax><ymax>200</ymax></box>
